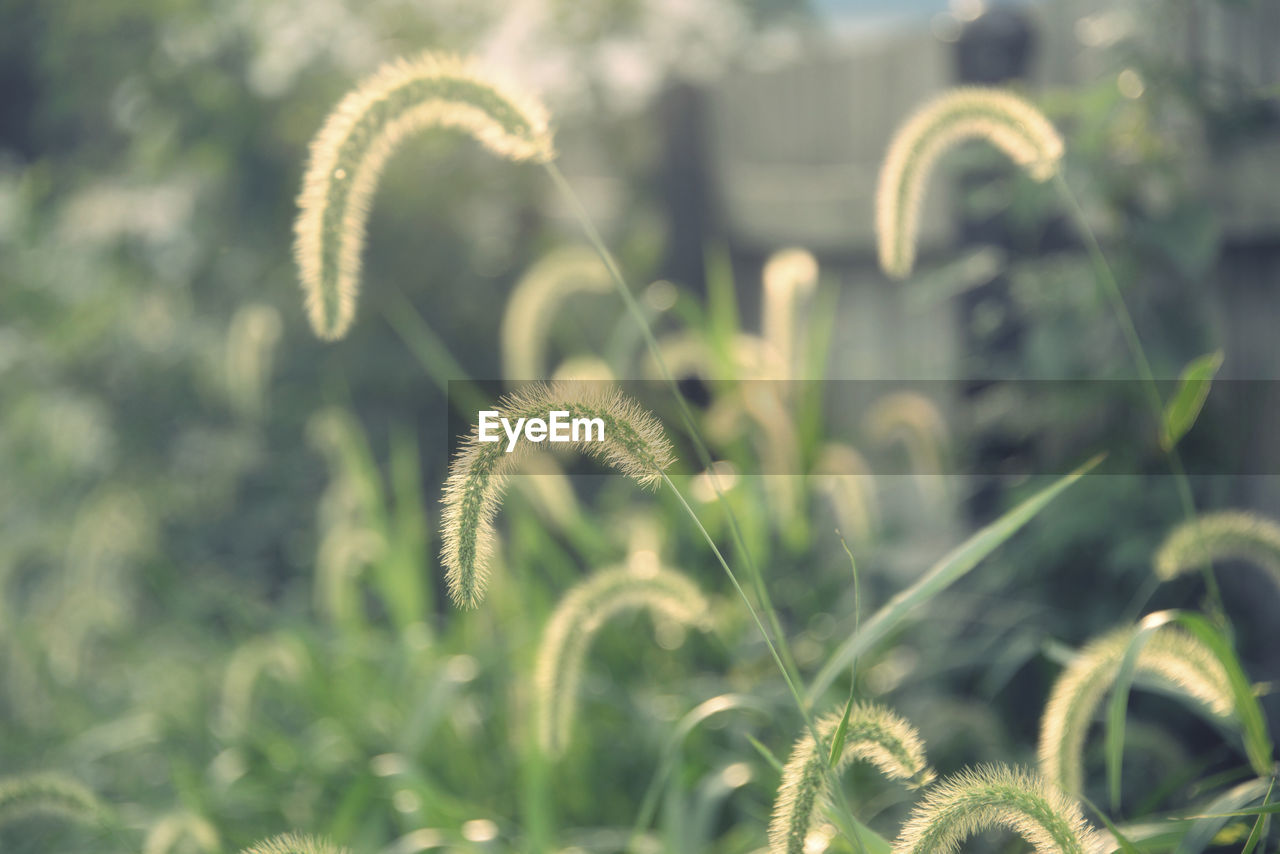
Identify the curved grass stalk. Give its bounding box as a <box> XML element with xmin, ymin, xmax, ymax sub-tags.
<box><xmin>876</xmin><ymin>87</ymin><xmax>1063</xmax><ymax>279</ymax></box>
<box><xmin>1154</xmin><ymin>511</ymin><xmax>1280</xmax><ymax>586</ymax></box>
<box><xmin>533</xmin><ymin>563</ymin><xmax>712</xmax><ymax>757</ymax></box>
<box><xmin>0</xmin><ymin>774</ymin><xmax>102</xmax><ymax>827</ymax></box>
<box><xmin>143</xmin><ymin>811</ymin><xmax>220</xmax><ymax>854</ymax></box>
<box><xmin>814</xmin><ymin>444</ymin><xmax>880</xmax><ymax>544</ymax></box>
<box><xmin>501</xmin><ymin>246</ymin><xmax>612</xmax><ymax>381</ymax></box>
<box><xmin>441</xmin><ymin>382</ymin><xmax>674</xmax><ymax>608</ymax></box>
<box><xmin>893</xmin><ymin>765</ymin><xmax>1099</xmax><ymax>854</ymax></box>
<box><xmin>864</xmin><ymin>391</ymin><xmax>949</xmax><ymax>504</ymax></box>
<box><xmin>762</xmin><ymin>247</ymin><xmax>819</xmax><ymax>381</ymax></box>
<box><xmin>1037</xmin><ymin>625</ymin><xmax>1234</xmax><ymax>796</ymax></box>
<box><xmin>769</xmin><ymin>704</ymin><xmax>934</xmax><ymax>854</ymax></box>
<box><xmin>218</xmin><ymin>633</ymin><xmax>310</xmax><ymax>737</ymax></box>
<box><xmin>642</xmin><ymin>330</ymin><xmax>776</xmax><ymax>383</ymax></box>
<box><xmin>240</xmin><ymin>834</ymin><xmax>348</xmax><ymax>854</ymax></box>
<box><xmin>295</xmin><ymin>52</ymin><xmax>554</xmax><ymax>339</ymax></box>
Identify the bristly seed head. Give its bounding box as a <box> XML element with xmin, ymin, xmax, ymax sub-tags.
<box><xmin>534</xmin><ymin>563</ymin><xmax>711</xmax><ymax>757</ymax></box>
<box><xmin>1037</xmin><ymin>624</ymin><xmax>1235</xmax><ymax>796</ymax></box>
<box><xmin>875</xmin><ymin>87</ymin><xmax>1063</xmax><ymax>280</ymax></box>
<box><xmin>441</xmin><ymin>382</ymin><xmax>674</xmax><ymax>609</ymax></box>
<box><xmin>893</xmin><ymin>765</ymin><xmax>1101</xmax><ymax>854</ymax></box>
<box><xmin>1154</xmin><ymin>510</ymin><xmax>1280</xmax><ymax>586</ymax></box>
<box><xmin>768</xmin><ymin>703</ymin><xmax>934</xmax><ymax>854</ymax></box>
<box><xmin>294</xmin><ymin>51</ymin><xmax>555</xmax><ymax>340</ymax></box>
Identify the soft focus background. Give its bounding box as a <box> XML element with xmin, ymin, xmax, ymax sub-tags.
<box><xmin>2</xmin><ymin>0</ymin><xmax>1279</xmax><ymax>852</ymax></box>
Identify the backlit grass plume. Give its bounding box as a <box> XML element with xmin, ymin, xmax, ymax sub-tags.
<box><xmin>144</xmin><ymin>811</ymin><xmax>220</xmax><ymax>854</ymax></box>
<box><xmin>294</xmin><ymin>52</ymin><xmax>554</xmax><ymax>339</ymax></box>
<box><xmin>876</xmin><ymin>87</ymin><xmax>1063</xmax><ymax>278</ymax></box>
<box><xmin>769</xmin><ymin>703</ymin><xmax>934</xmax><ymax>854</ymax></box>
<box><xmin>1154</xmin><ymin>511</ymin><xmax>1280</xmax><ymax>586</ymax></box>
<box><xmin>240</xmin><ymin>833</ymin><xmax>348</xmax><ymax>854</ymax></box>
<box><xmin>501</xmin><ymin>246</ymin><xmax>612</xmax><ymax>381</ymax></box>
<box><xmin>1037</xmin><ymin>625</ymin><xmax>1234</xmax><ymax>796</ymax></box>
<box><xmin>893</xmin><ymin>765</ymin><xmax>1099</xmax><ymax>854</ymax></box>
<box><xmin>533</xmin><ymin>561</ymin><xmax>711</xmax><ymax>757</ymax></box>
<box><xmin>761</xmin><ymin>247</ymin><xmax>818</xmax><ymax>381</ymax></box>
<box><xmin>0</xmin><ymin>773</ymin><xmax>102</xmax><ymax>827</ymax></box>
<box><xmin>442</xmin><ymin>382</ymin><xmax>674</xmax><ymax>609</ymax></box>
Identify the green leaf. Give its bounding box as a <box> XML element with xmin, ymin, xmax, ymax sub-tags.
<box><xmin>827</xmin><ymin>692</ymin><xmax>856</xmax><ymax>769</ymax></box>
<box><xmin>1080</xmin><ymin>795</ymin><xmax>1143</xmax><ymax>854</ymax></box>
<box><xmin>1238</xmin><ymin>778</ymin><xmax>1274</xmax><ymax>854</ymax></box>
<box><xmin>1174</xmin><ymin>778</ymin><xmax>1272</xmax><ymax>854</ymax></box>
<box><xmin>1161</xmin><ymin>350</ymin><xmax>1223</xmax><ymax>451</ymax></box>
<box><xmin>809</xmin><ymin>456</ymin><xmax>1102</xmax><ymax>701</ymax></box>
<box><xmin>1105</xmin><ymin>616</ymin><xmax>1170</xmax><ymax>812</ymax></box>
<box><xmin>1172</xmin><ymin>612</ymin><xmax>1274</xmax><ymax>778</ymax></box>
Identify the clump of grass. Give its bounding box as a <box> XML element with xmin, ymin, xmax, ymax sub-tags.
<box><xmin>533</xmin><ymin>561</ymin><xmax>711</xmax><ymax>757</ymax></box>
<box><xmin>768</xmin><ymin>703</ymin><xmax>933</xmax><ymax>854</ymax></box>
<box><xmin>1154</xmin><ymin>511</ymin><xmax>1280</xmax><ymax>585</ymax></box>
<box><xmin>876</xmin><ymin>87</ymin><xmax>1063</xmax><ymax>279</ymax></box>
<box><xmin>893</xmin><ymin>765</ymin><xmax>1099</xmax><ymax>854</ymax></box>
<box><xmin>1037</xmin><ymin>624</ymin><xmax>1234</xmax><ymax>796</ymax></box>
<box><xmin>441</xmin><ymin>382</ymin><xmax>674</xmax><ymax>609</ymax></box>
<box><xmin>294</xmin><ymin>52</ymin><xmax>554</xmax><ymax>339</ymax></box>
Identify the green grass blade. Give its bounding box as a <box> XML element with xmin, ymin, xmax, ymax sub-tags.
<box><xmin>1081</xmin><ymin>795</ymin><xmax>1143</xmax><ymax>854</ymax></box>
<box><xmin>1161</xmin><ymin>350</ymin><xmax>1223</xmax><ymax>451</ymax></box>
<box><xmin>809</xmin><ymin>456</ymin><xmax>1102</xmax><ymax>701</ymax></box>
<box><xmin>1106</xmin><ymin>616</ymin><xmax>1169</xmax><ymax>812</ymax></box>
<box><xmin>1173</xmin><ymin>612</ymin><xmax>1274</xmax><ymax>777</ymax></box>
<box><xmin>827</xmin><ymin>691</ymin><xmax>856</xmax><ymax>769</ymax></box>
<box><xmin>1239</xmin><ymin>777</ymin><xmax>1274</xmax><ymax>854</ymax></box>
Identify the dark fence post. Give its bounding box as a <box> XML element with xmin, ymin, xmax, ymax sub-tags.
<box><xmin>952</xmin><ymin>9</ymin><xmax>1037</xmax><ymax>525</ymax></box>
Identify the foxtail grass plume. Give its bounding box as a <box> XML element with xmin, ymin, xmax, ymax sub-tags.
<box><xmin>1154</xmin><ymin>511</ymin><xmax>1280</xmax><ymax>586</ymax></box>
<box><xmin>0</xmin><ymin>774</ymin><xmax>102</xmax><ymax>827</ymax></box>
<box><xmin>294</xmin><ymin>52</ymin><xmax>554</xmax><ymax>339</ymax></box>
<box><xmin>762</xmin><ymin>247</ymin><xmax>818</xmax><ymax>381</ymax></box>
<box><xmin>1037</xmin><ymin>625</ymin><xmax>1234</xmax><ymax>796</ymax></box>
<box><xmin>865</xmin><ymin>392</ymin><xmax>949</xmax><ymax>504</ymax></box>
<box><xmin>144</xmin><ymin>812</ymin><xmax>220</xmax><ymax>854</ymax></box>
<box><xmin>240</xmin><ymin>834</ymin><xmax>349</xmax><ymax>854</ymax></box>
<box><xmin>219</xmin><ymin>634</ymin><xmax>310</xmax><ymax>737</ymax></box>
<box><xmin>814</xmin><ymin>443</ymin><xmax>880</xmax><ymax>544</ymax></box>
<box><xmin>893</xmin><ymin>765</ymin><xmax>1099</xmax><ymax>854</ymax></box>
<box><xmin>533</xmin><ymin>562</ymin><xmax>711</xmax><ymax>757</ymax></box>
<box><xmin>769</xmin><ymin>704</ymin><xmax>934</xmax><ymax>854</ymax></box>
<box><xmin>442</xmin><ymin>383</ymin><xmax>674</xmax><ymax>609</ymax></box>
<box><xmin>502</xmin><ymin>247</ymin><xmax>612</xmax><ymax>381</ymax></box>
<box><xmin>876</xmin><ymin>88</ymin><xmax>1063</xmax><ymax>279</ymax></box>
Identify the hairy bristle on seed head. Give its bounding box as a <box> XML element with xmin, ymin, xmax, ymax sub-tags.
<box><xmin>294</xmin><ymin>52</ymin><xmax>555</xmax><ymax>340</ymax></box>
<box><xmin>534</xmin><ymin>563</ymin><xmax>711</xmax><ymax>757</ymax></box>
<box><xmin>769</xmin><ymin>703</ymin><xmax>934</xmax><ymax>854</ymax></box>
<box><xmin>441</xmin><ymin>382</ymin><xmax>674</xmax><ymax>609</ymax></box>
<box><xmin>1154</xmin><ymin>510</ymin><xmax>1280</xmax><ymax>584</ymax></box>
<box><xmin>875</xmin><ymin>87</ymin><xmax>1062</xmax><ymax>280</ymax></box>
<box><xmin>1037</xmin><ymin>624</ymin><xmax>1234</xmax><ymax>795</ymax></box>
<box><xmin>893</xmin><ymin>765</ymin><xmax>1100</xmax><ymax>854</ymax></box>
